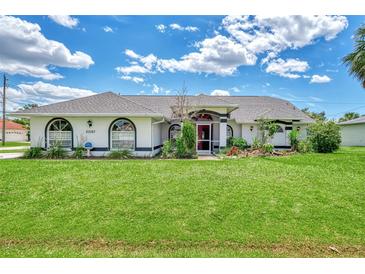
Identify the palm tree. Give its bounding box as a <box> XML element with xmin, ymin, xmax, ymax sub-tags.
<box><xmin>343</xmin><ymin>26</ymin><xmax>365</xmax><ymax>88</ymax></box>
<box><xmin>338</xmin><ymin>112</ymin><xmax>360</xmax><ymax>122</ymax></box>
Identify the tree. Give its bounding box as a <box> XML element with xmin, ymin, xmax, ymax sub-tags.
<box><xmin>172</xmin><ymin>83</ymin><xmax>189</xmax><ymax>121</ymax></box>
<box><xmin>338</xmin><ymin>112</ymin><xmax>360</xmax><ymax>122</ymax></box>
<box><xmin>18</xmin><ymin>103</ymin><xmax>39</xmax><ymax>110</ymax></box>
<box><xmin>256</xmin><ymin>118</ymin><xmax>278</xmax><ymax>144</ymax></box>
<box><xmin>301</xmin><ymin>108</ymin><xmax>326</xmax><ymax>122</ymax></box>
<box><xmin>343</xmin><ymin>25</ymin><xmax>365</xmax><ymax>88</ymax></box>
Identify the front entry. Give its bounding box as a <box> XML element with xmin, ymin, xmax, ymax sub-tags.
<box><xmin>196</xmin><ymin>124</ymin><xmax>211</xmax><ymax>154</ymax></box>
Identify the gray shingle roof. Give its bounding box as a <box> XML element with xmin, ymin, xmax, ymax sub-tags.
<box><xmin>337</xmin><ymin>116</ymin><xmax>365</xmax><ymax>125</ymax></box>
<box><xmin>12</xmin><ymin>92</ymin><xmax>161</xmax><ymax>116</ymax></box>
<box><xmin>12</xmin><ymin>92</ymin><xmax>314</xmax><ymax>123</ymax></box>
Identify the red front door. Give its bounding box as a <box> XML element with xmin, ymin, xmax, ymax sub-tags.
<box><xmin>197</xmin><ymin>124</ymin><xmax>210</xmax><ymax>152</ymax></box>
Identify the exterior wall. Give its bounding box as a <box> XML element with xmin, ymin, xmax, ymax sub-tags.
<box><xmin>152</xmin><ymin>122</ymin><xmax>163</xmax><ymax>155</ymax></box>
<box><xmin>241</xmin><ymin>124</ymin><xmax>257</xmax><ymax>144</ymax></box>
<box><xmin>1</xmin><ymin>130</ymin><xmax>28</xmax><ymax>142</ymax></box>
<box><xmin>340</xmin><ymin>124</ymin><xmax>365</xmax><ymax>146</ymax></box>
<box><xmin>227</xmin><ymin>120</ymin><xmax>241</xmax><ymax>138</ymax></box>
<box><xmin>30</xmin><ymin>116</ymin><xmax>155</xmax><ymax>157</ymax></box>
<box><xmin>240</xmin><ymin>122</ymin><xmax>310</xmax><ymax>147</ymax></box>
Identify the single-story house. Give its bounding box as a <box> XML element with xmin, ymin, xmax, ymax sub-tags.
<box><xmin>0</xmin><ymin>119</ymin><xmax>28</xmax><ymax>142</ymax></box>
<box><xmin>338</xmin><ymin>116</ymin><xmax>365</xmax><ymax>146</ymax></box>
<box><xmin>12</xmin><ymin>92</ymin><xmax>314</xmax><ymax>156</ymax></box>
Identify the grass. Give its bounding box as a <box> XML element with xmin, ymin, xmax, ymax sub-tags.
<box><xmin>0</xmin><ymin>147</ymin><xmax>364</xmax><ymax>257</ymax></box>
<box><xmin>0</xmin><ymin>141</ymin><xmax>30</xmax><ymax>147</ymax></box>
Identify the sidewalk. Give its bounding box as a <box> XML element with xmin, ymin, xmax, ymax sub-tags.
<box><xmin>0</xmin><ymin>152</ymin><xmax>24</xmax><ymax>159</ymax></box>
<box><xmin>0</xmin><ymin>146</ymin><xmax>30</xmax><ymax>151</ymax></box>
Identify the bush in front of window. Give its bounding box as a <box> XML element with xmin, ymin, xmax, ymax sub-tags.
<box><xmin>181</xmin><ymin>120</ymin><xmax>196</xmax><ymax>153</ymax></box>
<box><xmin>108</xmin><ymin>149</ymin><xmax>132</xmax><ymax>159</ymax></box>
<box><xmin>23</xmin><ymin>147</ymin><xmax>44</xmax><ymax>159</ymax></box>
<box><xmin>288</xmin><ymin>129</ymin><xmax>300</xmax><ymax>151</ymax></box>
<box><xmin>161</xmin><ymin>140</ymin><xmax>174</xmax><ymax>158</ymax></box>
<box><xmin>46</xmin><ymin>142</ymin><xmax>68</xmax><ymax>159</ymax></box>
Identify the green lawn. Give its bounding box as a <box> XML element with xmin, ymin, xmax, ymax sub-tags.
<box><xmin>0</xmin><ymin>141</ymin><xmax>30</xmax><ymax>147</ymax></box>
<box><xmin>1</xmin><ymin>147</ymin><xmax>364</xmax><ymax>257</ymax></box>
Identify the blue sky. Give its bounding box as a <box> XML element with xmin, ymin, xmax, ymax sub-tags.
<box><xmin>1</xmin><ymin>15</ymin><xmax>365</xmax><ymax>119</ymax></box>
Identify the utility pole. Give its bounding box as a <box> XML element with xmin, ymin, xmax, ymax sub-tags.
<box><xmin>2</xmin><ymin>74</ymin><xmax>7</xmax><ymax>146</ymax></box>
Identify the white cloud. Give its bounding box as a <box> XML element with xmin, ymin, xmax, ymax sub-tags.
<box><xmin>48</xmin><ymin>15</ymin><xmax>79</xmax><ymax>29</ymax></box>
<box><xmin>119</xmin><ymin>16</ymin><xmax>347</xmax><ymax>77</ymax></box>
<box><xmin>155</xmin><ymin>24</ymin><xmax>167</xmax><ymax>33</ymax></box>
<box><xmin>120</xmin><ymin>75</ymin><xmax>144</xmax><ymax>83</ymax></box>
<box><xmin>152</xmin><ymin>84</ymin><xmax>160</xmax><ymax>94</ymax></box>
<box><xmin>210</xmin><ymin>89</ymin><xmax>230</xmax><ymax>96</ymax></box>
<box><xmin>169</xmin><ymin>23</ymin><xmax>199</xmax><ymax>32</ymax></box>
<box><xmin>115</xmin><ymin>65</ymin><xmax>149</xmax><ymax>74</ymax></box>
<box><xmin>231</xmin><ymin>87</ymin><xmax>240</xmax><ymax>93</ymax></box>
<box><xmin>7</xmin><ymin>81</ymin><xmax>96</xmax><ymax>111</ymax></box>
<box><xmin>265</xmin><ymin>58</ymin><xmax>309</xmax><ymax>78</ymax></box>
<box><xmin>222</xmin><ymin>15</ymin><xmax>348</xmax><ymax>56</ymax></box>
<box><xmin>103</xmin><ymin>26</ymin><xmax>113</xmax><ymax>33</ymax></box>
<box><xmin>310</xmin><ymin>74</ymin><xmax>332</xmax><ymax>84</ymax></box>
<box><xmin>0</xmin><ymin>16</ymin><xmax>94</xmax><ymax>80</ymax></box>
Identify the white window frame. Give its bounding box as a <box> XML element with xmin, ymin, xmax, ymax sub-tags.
<box><xmin>48</xmin><ymin>119</ymin><xmax>72</xmax><ymax>148</ymax></box>
<box><xmin>110</xmin><ymin>119</ymin><xmax>136</xmax><ymax>150</ymax></box>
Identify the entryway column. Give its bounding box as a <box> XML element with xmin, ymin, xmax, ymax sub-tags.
<box><xmin>219</xmin><ymin>117</ymin><xmax>227</xmax><ymax>148</ymax></box>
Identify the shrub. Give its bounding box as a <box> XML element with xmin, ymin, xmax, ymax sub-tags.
<box><xmin>231</xmin><ymin>137</ymin><xmax>248</xmax><ymax>150</ymax></box>
<box><xmin>175</xmin><ymin>136</ymin><xmax>186</xmax><ymax>158</ymax></box>
<box><xmin>288</xmin><ymin>129</ymin><xmax>300</xmax><ymax>151</ymax></box>
<box><xmin>308</xmin><ymin>121</ymin><xmax>341</xmax><ymax>153</ymax></box>
<box><xmin>72</xmin><ymin>146</ymin><xmax>86</xmax><ymax>159</ymax></box>
<box><xmin>162</xmin><ymin>140</ymin><xmax>174</xmax><ymax>158</ymax></box>
<box><xmin>23</xmin><ymin>147</ymin><xmax>43</xmax><ymax>159</ymax></box>
<box><xmin>262</xmin><ymin>143</ymin><xmax>274</xmax><ymax>154</ymax></box>
<box><xmin>227</xmin><ymin>136</ymin><xmax>234</xmax><ymax>147</ymax></box>
<box><xmin>251</xmin><ymin>137</ymin><xmax>262</xmax><ymax>150</ymax></box>
<box><xmin>108</xmin><ymin>149</ymin><xmax>133</xmax><ymax>159</ymax></box>
<box><xmin>298</xmin><ymin>139</ymin><xmax>313</xmax><ymax>153</ymax></box>
<box><xmin>46</xmin><ymin>143</ymin><xmax>68</xmax><ymax>159</ymax></box>
<box><xmin>182</xmin><ymin>121</ymin><xmax>196</xmax><ymax>153</ymax></box>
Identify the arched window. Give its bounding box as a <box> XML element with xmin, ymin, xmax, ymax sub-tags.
<box><xmin>110</xmin><ymin>119</ymin><xmax>135</xmax><ymax>150</ymax></box>
<box><xmin>227</xmin><ymin>125</ymin><xmax>233</xmax><ymax>139</ymax></box>
<box><xmin>276</xmin><ymin>125</ymin><xmax>284</xmax><ymax>133</ymax></box>
<box><xmin>48</xmin><ymin>118</ymin><xmax>72</xmax><ymax>148</ymax></box>
<box><xmin>169</xmin><ymin>124</ymin><xmax>181</xmax><ymax>141</ymax></box>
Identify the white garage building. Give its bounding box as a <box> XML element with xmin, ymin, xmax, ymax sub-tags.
<box><xmin>11</xmin><ymin>92</ymin><xmax>313</xmax><ymax>156</ymax></box>
<box><xmin>338</xmin><ymin>116</ymin><xmax>365</xmax><ymax>146</ymax></box>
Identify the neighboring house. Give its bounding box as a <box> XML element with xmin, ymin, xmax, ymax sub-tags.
<box><xmin>0</xmin><ymin>119</ymin><xmax>28</xmax><ymax>142</ymax></box>
<box><xmin>338</xmin><ymin>116</ymin><xmax>365</xmax><ymax>146</ymax></box>
<box><xmin>12</xmin><ymin>92</ymin><xmax>313</xmax><ymax>156</ymax></box>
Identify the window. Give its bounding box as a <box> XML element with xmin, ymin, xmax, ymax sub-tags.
<box><xmin>227</xmin><ymin>125</ymin><xmax>233</xmax><ymax>139</ymax></box>
<box><xmin>169</xmin><ymin>124</ymin><xmax>181</xmax><ymax>141</ymax></box>
<box><xmin>276</xmin><ymin>125</ymin><xmax>284</xmax><ymax>133</ymax></box>
<box><xmin>111</xmin><ymin>119</ymin><xmax>135</xmax><ymax>150</ymax></box>
<box><xmin>48</xmin><ymin>118</ymin><xmax>72</xmax><ymax>148</ymax></box>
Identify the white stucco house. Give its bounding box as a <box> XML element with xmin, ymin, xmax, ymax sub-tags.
<box><xmin>338</xmin><ymin>116</ymin><xmax>365</xmax><ymax>146</ymax></box>
<box><xmin>12</xmin><ymin>92</ymin><xmax>313</xmax><ymax>156</ymax></box>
